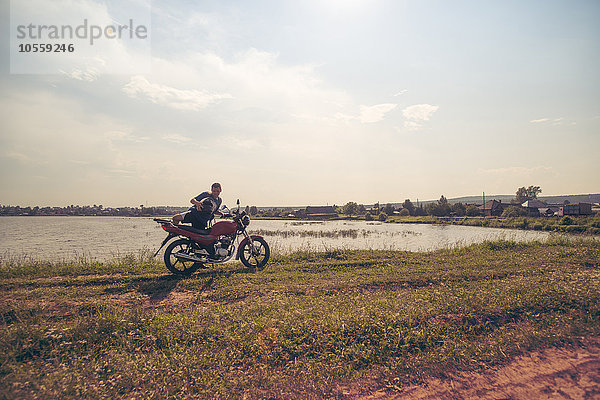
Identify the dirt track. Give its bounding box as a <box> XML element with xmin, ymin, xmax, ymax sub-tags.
<box><xmin>362</xmin><ymin>339</ymin><xmax>600</xmax><ymax>400</ymax></box>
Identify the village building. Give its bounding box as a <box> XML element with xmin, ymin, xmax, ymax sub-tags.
<box><xmin>293</xmin><ymin>206</ymin><xmax>338</xmax><ymax>219</ymax></box>
<box><xmin>558</xmin><ymin>203</ymin><xmax>593</xmax><ymax>216</ymax></box>
<box><xmin>521</xmin><ymin>199</ymin><xmax>547</xmax><ymax>217</ymax></box>
<box><xmin>479</xmin><ymin>200</ymin><xmax>510</xmax><ymax>217</ymax></box>
<box><xmin>516</xmin><ymin>201</ymin><xmax>593</xmax><ymax>217</ymax></box>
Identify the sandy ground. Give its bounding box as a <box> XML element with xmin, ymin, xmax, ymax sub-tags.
<box><xmin>361</xmin><ymin>338</ymin><xmax>600</xmax><ymax>400</ymax></box>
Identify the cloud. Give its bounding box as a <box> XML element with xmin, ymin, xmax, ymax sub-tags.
<box><xmin>162</xmin><ymin>133</ymin><xmax>193</xmax><ymax>144</ymax></box>
<box><xmin>104</xmin><ymin>130</ymin><xmax>149</xmax><ymax>143</ymax></box>
<box><xmin>403</xmin><ymin>104</ymin><xmax>439</xmax><ymax>121</ymax></box>
<box><xmin>403</xmin><ymin>121</ymin><xmax>422</xmax><ymax>131</ymax></box>
<box><xmin>3</xmin><ymin>151</ymin><xmax>32</xmax><ymax>164</ymax></box>
<box><xmin>335</xmin><ymin>103</ymin><xmax>397</xmax><ymax>124</ymax></box>
<box><xmin>62</xmin><ymin>68</ymin><xmax>100</xmax><ymax>82</ymax></box>
<box><xmin>530</xmin><ymin>117</ymin><xmax>575</xmax><ymax>126</ymax></box>
<box><xmin>359</xmin><ymin>103</ymin><xmax>397</xmax><ymax>123</ymax></box>
<box><xmin>393</xmin><ymin>89</ymin><xmax>408</xmax><ymax>97</ymax></box>
<box><xmin>402</xmin><ymin>104</ymin><xmax>439</xmax><ymax>130</ymax></box>
<box><xmin>122</xmin><ymin>76</ymin><xmax>232</xmax><ymax>111</ymax></box>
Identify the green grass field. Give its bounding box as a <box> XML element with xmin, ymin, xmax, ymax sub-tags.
<box><xmin>1</xmin><ymin>238</ymin><xmax>599</xmax><ymax>399</ymax></box>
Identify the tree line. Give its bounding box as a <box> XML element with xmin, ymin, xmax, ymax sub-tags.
<box><xmin>338</xmin><ymin>196</ymin><xmax>482</xmax><ymax>219</ymax></box>
<box><xmin>0</xmin><ymin>204</ymin><xmax>186</xmax><ymax>217</ymax></box>
<box><xmin>338</xmin><ymin>186</ymin><xmax>544</xmax><ymax>219</ymax></box>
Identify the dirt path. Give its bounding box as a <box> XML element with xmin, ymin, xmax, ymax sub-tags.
<box><xmin>362</xmin><ymin>339</ymin><xmax>600</xmax><ymax>400</ymax></box>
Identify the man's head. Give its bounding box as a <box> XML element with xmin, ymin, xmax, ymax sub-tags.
<box><xmin>211</xmin><ymin>182</ymin><xmax>222</xmax><ymax>198</ymax></box>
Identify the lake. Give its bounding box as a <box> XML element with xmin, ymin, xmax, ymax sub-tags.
<box><xmin>0</xmin><ymin>216</ymin><xmax>560</xmax><ymax>263</ymax></box>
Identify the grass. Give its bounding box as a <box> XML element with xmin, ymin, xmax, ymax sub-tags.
<box><xmin>1</xmin><ymin>238</ymin><xmax>599</xmax><ymax>399</ymax></box>
<box><xmin>254</xmin><ymin>228</ymin><xmax>368</xmax><ymax>239</ymax></box>
<box><xmin>384</xmin><ymin>214</ymin><xmax>600</xmax><ymax>235</ymax></box>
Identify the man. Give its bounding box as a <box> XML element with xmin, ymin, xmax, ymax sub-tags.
<box><xmin>172</xmin><ymin>182</ymin><xmax>223</xmax><ymax>230</ymax></box>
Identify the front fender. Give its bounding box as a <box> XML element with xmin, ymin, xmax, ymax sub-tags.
<box><xmin>236</xmin><ymin>235</ymin><xmax>264</xmax><ymax>260</ymax></box>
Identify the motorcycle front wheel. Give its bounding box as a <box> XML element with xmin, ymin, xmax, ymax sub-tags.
<box><xmin>240</xmin><ymin>237</ymin><xmax>270</xmax><ymax>270</ymax></box>
<box><xmin>164</xmin><ymin>239</ymin><xmax>203</xmax><ymax>275</ymax></box>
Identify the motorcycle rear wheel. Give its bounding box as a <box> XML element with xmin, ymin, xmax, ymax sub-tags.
<box><xmin>164</xmin><ymin>239</ymin><xmax>203</xmax><ymax>275</ymax></box>
<box><xmin>240</xmin><ymin>237</ymin><xmax>270</xmax><ymax>270</ymax></box>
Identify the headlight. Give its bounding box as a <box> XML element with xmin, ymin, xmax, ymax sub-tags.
<box><xmin>242</xmin><ymin>215</ymin><xmax>250</xmax><ymax>226</ymax></box>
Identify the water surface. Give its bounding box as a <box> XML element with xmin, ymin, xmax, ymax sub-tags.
<box><xmin>0</xmin><ymin>216</ymin><xmax>560</xmax><ymax>263</ymax></box>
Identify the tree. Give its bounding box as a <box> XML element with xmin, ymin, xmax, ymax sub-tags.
<box><xmin>502</xmin><ymin>206</ymin><xmax>526</xmax><ymax>218</ymax></box>
<box><xmin>451</xmin><ymin>202</ymin><xmax>466</xmax><ymax>216</ymax></box>
<box><xmin>427</xmin><ymin>195</ymin><xmax>451</xmax><ymax>217</ymax></box>
<box><xmin>342</xmin><ymin>202</ymin><xmax>359</xmax><ymax>216</ymax></box>
<box><xmin>514</xmin><ymin>186</ymin><xmax>542</xmax><ymax>204</ymax></box>
<box><xmin>424</xmin><ymin>202</ymin><xmax>439</xmax><ymax>216</ymax></box>
<box><xmin>414</xmin><ymin>205</ymin><xmax>427</xmax><ymax>216</ymax></box>
<box><xmin>249</xmin><ymin>206</ymin><xmax>258</xmax><ymax>215</ymax></box>
<box><xmin>383</xmin><ymin>203</ymin><xmax>395</xmax><ymax>215</ymax></box>
<box><xmin>402</xmin><ymin>199</ymin><xmax>415</xmax><ymax>216</ymax></box>
<box><xmin>466</xmin><ymin>205</ymin><xmax>481</xmax><ymax>217</ymax></box>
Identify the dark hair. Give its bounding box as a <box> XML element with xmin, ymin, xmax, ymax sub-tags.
<box><xmin>212</xmin><ymin>182</ymin><xmax>221</xmax><ymax>189</ymax></box>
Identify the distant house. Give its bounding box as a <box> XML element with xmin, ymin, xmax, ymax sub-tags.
<box><xmin>538</xmin><ymin>206</ymin><xmax>560</xmax><ymax>217</ymax></box>
<box><xmin>479</xmin><ymin>200</ymin><xmax>509</xmax><ymax>217</ymax></box>
<box><xmin>558</xmin><ymin>203</ymin><xmax>593</xmax><ymax>216</ymax></box>
<box><xmin>521</xmin><ymin>199</ymin><xmax>546</xmax><ymax>217</ymax></box>
<box><xmin>294</xmin><ymin>206</ymin><xmax>338</xmax><ymax>219</ymax></box>
<box><xmin>521</xmin><ymin>199</ymin><xmax>546</xmax><ymax>209</ymax></box>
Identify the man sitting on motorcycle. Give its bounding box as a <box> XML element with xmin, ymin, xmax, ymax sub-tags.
<box><xmin>172</xmin><ymin>182</ymin><xmax>223</xmax><ymax>230</ymax></box>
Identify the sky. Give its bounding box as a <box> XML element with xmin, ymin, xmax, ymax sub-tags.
<box><xmin>1</xmin><ymin>0</ymin><xmax>599</xmax><ymax>208</ymax></box>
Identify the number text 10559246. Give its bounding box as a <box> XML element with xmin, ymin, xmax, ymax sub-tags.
<box><xmin>18</xmin><ymin>43</ymin><xmax>74</xmax><ymax>53</ymax></box>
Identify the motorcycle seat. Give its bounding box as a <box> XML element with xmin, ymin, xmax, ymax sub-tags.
<box><xmin>176</xmin><ymin>224</ymin><xmax>211</xmax><ymax>235</ymax></box>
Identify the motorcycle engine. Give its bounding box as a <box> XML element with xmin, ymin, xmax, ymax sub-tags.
<box><xmin>215</xmin><ymin>236</ymin><xmax>232</xmax><ymax>257</ymax></box>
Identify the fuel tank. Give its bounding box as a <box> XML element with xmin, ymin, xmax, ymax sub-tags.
<box><xmin>210</xmin><ymin>220</ymin><xmax>237</xmax><ymax>236</ymax></box>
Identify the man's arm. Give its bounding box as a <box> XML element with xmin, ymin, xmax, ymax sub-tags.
<box><xmin>190</xmin><ymin>193</ymin><xmax>209</xmax><ymax>211</ymax></box>
<box><xmin>190</xmin><ymin>197</ymin><xmax>202</xmax><ymax>211</ymax></box>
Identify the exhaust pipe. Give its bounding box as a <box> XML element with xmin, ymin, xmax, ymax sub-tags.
<box><xmin>173</xmin><ymin>251</ymin><xmax>231</xmax><ymax>264</ymax></box>
<box><xmin>173</xmin><ymin>252</ymin><xmax>205</xmax><ymax>263</ymax></box>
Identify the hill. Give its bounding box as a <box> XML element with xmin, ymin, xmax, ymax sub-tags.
<box><xmin>446</xmin><ymin>193</ymin><xmax>600</xmax><ymax>205</ymax></box>
<box><xmin>254</xmin><ymin>194</ymin><xmax>600</xmax><ymax>211</ymax></box>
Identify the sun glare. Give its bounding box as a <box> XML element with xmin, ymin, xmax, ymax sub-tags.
<box><xmin>313</xmin><ymin>0</ymin><xmax>370</xmax><ymax>14</ymax></box>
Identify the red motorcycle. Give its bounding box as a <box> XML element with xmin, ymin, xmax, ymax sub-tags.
<box><xmin>153</xmin><ymin>202</ymin><xmax>269</xmax><ymax>275</ymax></box>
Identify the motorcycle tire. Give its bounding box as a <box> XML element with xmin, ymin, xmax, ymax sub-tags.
<box><xmin>240</xmin><ymin>237</ymin><xmax>270</xmax><ymax>271</ymax></box>
<box><xmin>164</xmin><ymin>239</ymin><xmax>203</xmax><ymax>275</ymax></box>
